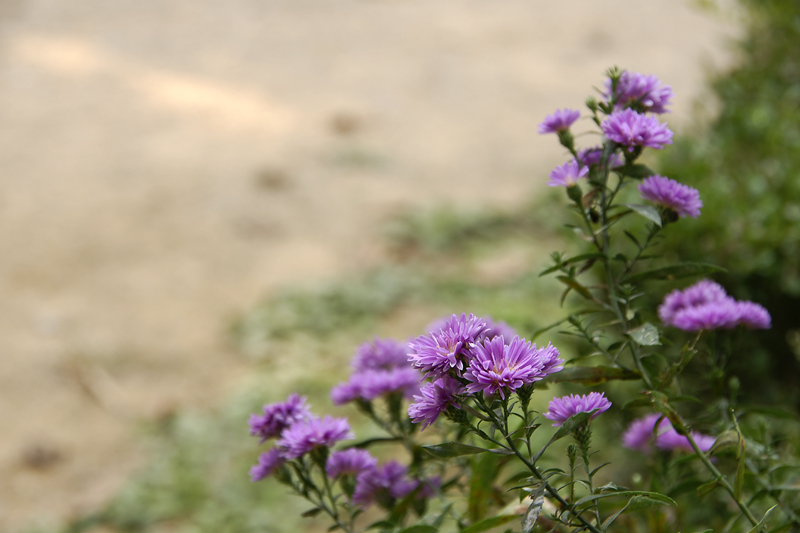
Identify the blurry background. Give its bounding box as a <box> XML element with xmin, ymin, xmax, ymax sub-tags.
<box><xmin>0</xmin><ymin>0</ymin><xmax>749</xmax><ymax>530</ymax></box>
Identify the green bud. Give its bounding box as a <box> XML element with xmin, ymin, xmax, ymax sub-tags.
<box><xmin>444</xmin><ymin>406</ymin><xmax>470</xmax><ymax>427</ymax></box>
<box><xmin>557</xmin><ymin>129</ymin><xmax>575</xmax><ymax>152</ymax></box>
<box><xmin>567</xmin><ymin>183</ymin><xmax>584</xmax><ymax>204</ymax></box>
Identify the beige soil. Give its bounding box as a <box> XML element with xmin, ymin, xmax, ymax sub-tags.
<box><xmin>0</xmin><ymin>0</ymin><xmax>736</xmax><ymax>529</ymax></box>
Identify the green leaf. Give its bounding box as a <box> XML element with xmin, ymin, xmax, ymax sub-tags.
<box><xmin>574</xmin><ymin>490</ymin><xmax>676</xmax><ymax>508</ymax></box>
<box><xmin>469</xmin><ymin>452</ymin><xmax>500</xmax><ymax>522</ymax></box>
<box><xmin>398</xmin><ymin>526</ymin><xmax>438</xmax><ymax>533</ymax></box>
<box><xmin>621</xmin><ymin>203</ymin><xmax>662</xmax><ymax>227</ymax></box>
<box><xmin>623</xmin><ymin>494</ymin><xmax>672</xmax><ymax>513</ymax></box>
<box><xmin>556</xmin><ymin>276</ymin><xmax>595</xmax><ymax>302</ymax></box>
<box><xmin>422</xmin><ymin>442</ymin><xmax>505</xmax><ymax>459</ymax></box>
<box><xmin>547</xmin><ymin>365</ymin><xmax>639</xmax><ymax>385</ymax></box>
<box><xmin>622</xmin><ymin>262</ymin><xmax>726</xmax><ymax>284</ymax></box>
<box><xmin>742</xmin><ymin>405</ymin><xmax>800</xmax><ymax>420</ymax></box>
<box><xmin>462</xmin><ymin>515</ymin><xmax>519</xmax><ymax>533</ymax></box>
<box><xmin>344</xmin><ymin>437</ymin><xmax>401</xmax><ymax>449</ymax></box>
<box><xmin>301</xmin><ymin>508</ymin><xmax>322</xmax><ymax>518</ymax></box>
<box><xmin>697</xmin><ymin>480</ymin><xmax>721</xmax><ymax>499</ymax></box>
<box><xmin>746</xmin><ymin>504</ymin><xmax>779</xmax><ymax>533</ymax></box>
<box><xmin>522</xmin><ymin>483</ymin><xmax>546</xmax><ymax>533</ymax></box>
<box><xmin>539</xmin><ymin>253</ymin><xmax>606</xmax><ymax>276</ymax></box>
<box><xmin>627</xmin><ymin>322</ymin><xmax>661</xmax><ymax>346</ymax></box>
<box><xmin>621</xmin><ymin>163</ymin><xmax>657</xmax><ymax>179</ymax></box>
<box><xmin>735</xmin><ymin>432</ymin><xmax>746</xmax><ymax>501</ymax></box>
<box><xmin>532</xmin><ymin>411</ymin><xmax>596</xmax><ymax>463</ymax></box>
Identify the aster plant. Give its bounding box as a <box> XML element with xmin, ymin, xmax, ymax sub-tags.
<box><xmin>245</xmin><ymin>68</ymin><xmax>796</xmax><ymax>533</ymax></box>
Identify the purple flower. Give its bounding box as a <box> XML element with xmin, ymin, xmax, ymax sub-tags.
<box><xmin>351</xmin><ymin>338</ymin><xmax>410</xmax><ymax>372</ymax></box>
<box><xmin>735</xmin><ymin>301</ymin><xmax>772</xmax><ymax>329</ymax></box>
<box><xmin>576</xmin><ymin>147</ymin><xmax>624</xmax><ymax>169</ymax></box>
<box><xmin>408</xmin><ymin>375</ymin><xmax>463</xmax><ymax>430</ymax></box>
<box><xmin>409</xmin><ymin>313</ymin><xmax>489</xmax><ymax>377</ymax></box>
<box><xmin>638</xmin><ymin>175</ymin><xmax>702</xmax><ymax>218</ymax></box>
<box><xmin>548</xmin><ymin>160</ymin><xmax>589</xmax><ymax>188</ymax></box>
<box><xmin>659</xmin><ymin>279</ymin><xmax>772</xmax><ymax>331</ymax></box>
<box><xmin>659</xmin><ymin>279</ymin><xmax>729</xmax><ymax>325</ymax></box>
<box><xmin>352</xmin><ymin>461</ymin><xmax>418</xmax><ymax>507</ymax></box>
<box><xmin>671</xmin><ymin>299</ymin><xmax>741</xmax><ymax>331</ymax></box>
<box><xmin>331</xmin><ymin>381</ymin><xmax>363</xmax><ymax>406</ymax></box>
<box><xmin>464</xmin><ymin>336</ymin><xmax>564</xmax><ymax>398</ymax></box>
<box><xmin>543</xmin><ymin>392</ymin><xmax>612</xmax><ymax>426</ymax></box>
<box><xmin>601</xmin><ymin>109</ymin><xmax>673</xmax><ymax>151</ymax></box>
<box><xmin>607</xmin><ymin>71</ymin><xmax>673</xmax><ymax>114</ymax></box>
<box><xmin>537</xmin><ymin>342</ymin><xmax>566</xmax><ymax>376</ymax></box>
<box><xmin>623</xmin><ymin>414</ymin><xmax>715</xmax><ymax>454</ymax></box>
<box><xmin>360</xmin><ymin>368</ymin><xmax>423</xmax><ymax>400</ymax></box>
<box><xmin>248</xmin><ymin>393</ymin><xmax>312</xmax><ymax>443</ymax></box>
<box><xmin>277</xmin><ymin>416</ymin><xmax>354</xmax><ymax>459</ymax></box>
<box><xmin>250</xmin><ymin>448</ymin><xmax>285</xmax><ymax>482</ymax></box>
<box><xmin>326</xmin><ymin>449</ymin><xmax>378</xmax><ymax>478</ymax></box>
<box><xmin>538</xmin><ymin>108</ymin><xmax>581</xmax><ymax>134</ymax></box>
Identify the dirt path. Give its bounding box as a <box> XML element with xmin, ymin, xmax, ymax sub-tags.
<box><xmin>0</xmin><ymin>0</ymin><xmax>735</xmax><ymax>528</ymax></box>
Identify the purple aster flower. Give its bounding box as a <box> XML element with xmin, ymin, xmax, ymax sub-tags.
<box><xmin>409</xmin><ymin>313</ymin><xmax>489</xmax><ymax>377</ymax></box>
<box><xmin>538</xmin><ymin>108</ymin><xmax>580</xmax><ymax>134</ymax></box>
<box><xmin>548</xmin><ymin>160</ymin><xmax>589</xmax><ymax>188</ymax></box>
<box><xmin>250</xmin><ymin>448</ymin><xmax>286</xmax><ymax>482</ymax></box>
<box><xmin>351</xmin><ymin>338</ymin><xmax>410</xmax><ymax>372</ymax></box>
<box><xmin>659</xmin><ymin>279</ymin><xmax>729</xmax><ymax>326</ymax></box>
<box><xmin>735</xmin><ymin>301</ymin><xmax>772</xmax><ymax>329</ymax></box>
<box><xmin>543</xmin><ymin>392</ymin><xmax>612</xmax><ymax>426</ymax></box>
<box><xmin>326</xmin><ymin>449</ymin><xmax>378</xmax><ymax>478</ymax></box>
<box><xmin>537</xmin><ymin>342</ymin><xmax>565</xmax><ymax>376</ymax></box>
<box><xmin>638</xmin><ymin>175</ymin><xmax>702</xmax><ymax>218</ymax></box>
<box><xmin>464</xmin><ymin>336</ymin><xmax>564</xmax><ymax>398</ymax></box>
<box><xmin>607</xmin><ymin>71</ymin><xmax>673</xmax><ymax>114</ymax></box>
<box><xmin>623</xmin><ymin>414</ymin><xmax>715</xmax><ymax>454</ymax></box>
<box><xmin>331</xmin><ymin>381</ymin><xmax>363</xmax><ymax>406</ymax></box>
<box><xmin>418</xmin><ymin>476</ymin><xmax>441</xmax><ymax>499</ymax></box>
<box><xmin>360</xmin><ymin>368</ymin><xmax>423</xmax><ymax>400</ymax></box>
<box><xmin>601</xmin><ymin>109</ymin><xmax>673</xmax><ymax>151</ymax></box>
<box><xmin>576</xmin><ymin>147</ymin><xmax>625</xmax><ymax>169</ymax></box>
<box><xmin>352</xmin><ymin>461</ymin><xmax>418</xmax><ymax>507</ymax></box>
<box><xmin>408</xmin><ymin>375</ymin><xmax>464</xmax><ymax>430</ymax></box>
<box><xmin>248</xmin><ymin>393</ymin><xmax>312</xmax><ymax>443</ymax></box>
<box><xmin>671</xmin><ymin>299</ymin><xmax>741</xmax><ymax>331</ymax></box>
<box><xmin>277</xmin><ymin>416</ymin><xmax>354</xmax><ymax>459</ymax></box>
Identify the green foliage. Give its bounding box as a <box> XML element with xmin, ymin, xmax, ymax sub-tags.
<box><xmin>658</xmin><ymin>0</ymin><xmax>800</xmax><ymax>407</ymax></box>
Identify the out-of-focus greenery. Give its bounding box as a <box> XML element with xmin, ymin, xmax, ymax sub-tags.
<box><xmin>658</xmin><ymin>0</ymin><xmax>800</xmax><ymax>407</ymax></box>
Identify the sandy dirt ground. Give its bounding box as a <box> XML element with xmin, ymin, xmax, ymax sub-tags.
<box><xmin>0</xmin><ymin>0</ymin><xmax>737</xmax><ymax>529</ymax></box>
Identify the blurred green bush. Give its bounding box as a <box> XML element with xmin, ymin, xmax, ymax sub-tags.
<box><xmin>658</xmin><ymin>0</ymin><xmax>800</xmax><ymax>407</ymax></box>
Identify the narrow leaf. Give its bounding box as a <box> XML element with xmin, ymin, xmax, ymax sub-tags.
<box><xmin>422</xmin><ymin>442</ymin><xmax>509</xmax><ymax>459</ymax></box>
<box><xmin>574</xmin><ymin>490</ymin><xmax>676</xmax><ymax>508</ymax></box>
<box><xmin>301</xmin><ymin>508</ymin><xmax>322</xmax><ymax>518</ymax></box>
<box><xmin>746</xmin><ymin>504</ymin><xmax>779</xmax><ymax>533</ymax></box>
<box><xmin>462</xmin><ymin>515</ymin><xmax>519</xmax><ymax>533</ymax></box>
<box><xmin>546</xmin><ymin>366</ymin><xmax>639</xmax><ymax>385</ymax></box>
<box><xmin>398</xmin><ymin>526</ymin><xmax>438</xmax><ymax>533</ymax></box>
<box><xmin>556</xmin><ymin>275</ymin><xmax>595</xmax><ymax>302</ymax></box>
<box><xmin>522</xmin><ymin>483</ymin><xmax>546</xmax><ymax>533</ymax></box>
<box><xmin>621</xmin><ymin>203</ymin><xmax>662</xmax><ymax>227</ymax></box>
<box><xmin>621</xmin><ymin>163</ymin><xmax>656</xmax><ymax>179</ymax></box>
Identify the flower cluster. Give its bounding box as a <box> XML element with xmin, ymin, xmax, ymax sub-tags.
<box><xmin>407</xmin><ymin>313</ymin><xmax>564</xmax><ymax>429</ymax></box>
<box><xmin>331</xmin><ymin>338</ymin><xmax>423</xmax><ymax>405</ymax></box>
<box><xmin>602</xmin><ymin>109</ymin><xmax>673</xmax><ymax>151</ymax></box>
<box><xmin>639</xmin><ymin>175</ymin><xmax>702</xmax><ymax>219</ymax></box>
<box><xmin>543</xmin><ymin>392</ymin><xmax>612</xmax><ymax>426</ymax></box>
<box><xmin>606</xmin><ymin>70</ymin><xmax>673</xmax><ymax>114</ymax></box>
<box><xmin>623</xmin><ymin>414</ymin><xmax>716</xmax><ymax>454</ymax></box>
<box><xmin>659</xmin><ymin>279</ymin><xmax>772</xmax><ymax>331</ymax></box>
<box><xmin>248</xmin><ymin>394</ymin><xmax>353</xmax><ymax>481</ymax></box>
<box><xmin>538</xmin><ymin>108</ymin><xmax>580</xmax><ymax>134</ymax></box>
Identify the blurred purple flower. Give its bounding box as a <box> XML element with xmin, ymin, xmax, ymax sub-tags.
<box><xmin>548</xmin><ymin>160</ymin><xmax>589</xmax><ymax>188</ymax></box>
<box><xmin>248</xmin><ymin>393</ymin><xmax>312</xmax><ymax>443</ymax></box>
<box><xmin>607</xmin><ymin>71</ymin><xmax>673</xmax><ymax>114</ymax></box>
<box><xmin>250</xmin><ymin>448</ymin><xmax>285</xmax><ymax>482</ymax></box>
<box><xmin>623</xmin><ymin>414</ymin><xmax>715</xmax><ymax>454</ymax></box>
<box><xmin>543</xmin><ymin>392</ymin><xmax>612</xmax><ymax>426</ymax></box>
<box><xmin>409</xmin><ymin>313</ymin><xmax>489</xmax><ymax>377</ymax></box>
<box><xmin>659</xmin><ymin>279</ymin><xmax>729</xmax><ymax>325</ymax></box>
<box><xmin>277</xmin><ymin>416</ymin><xmax>353</xmax><ymax>459</ymax></box>
<box><xmin>359</xmin><ymin>367</ymin><xmax>422</xmax><ymax>400</ymax></box>
<box><xmin>353</xmin><ymin>461</ymin><xmax>418</xmax><ymax>507</ymax></box>
<box><xmin>331</xmin><ymin>381</ymin><xmax>363</xmax><ymax>406</ymax></box>
<box><xmin>576</xmin><ymin>147</ymin><xmax>624</xmax><ymax>169</ymax></box>
<box><xmin>671</xmin><ymin>300</ymin><xmax>741</xmax><ymax>331</ymax></box>
<box><xmin>482</xmin><ymin>316</ymin><xmax>518</xmax><ymax>344</ymax></box>
<box><xmin>638</xmin><ymin>175</ymin><xmax>702</xmax><ymax>218</ymax></box>
<box><xmin>464</xmin><ymin>336</ymin><xmax>564</xmax><ymax>398</ymax></box>
<box><xmin>326</xmin><ymin>449</ymin><xmax>378</xmax><ymax>478</ymax></box>
<box><xmin>408</xmin><ymin>375</ymin><xmax>463</xmax><ymax>430</ymax></box>
<box><xmin>735</xmin><ymin>301</ymin><xmax>772</xmax><ymax>329</ymax></box>
<box><xmin>538</xmin><ymin>108</ymin><xmax>580</xmax><ymax>134</ymax></box>
<box><xmin>602</xmin><ymin>109</ymin><xmax>673</xmax><ymax>151</ymax></box>
<box><xmin>351</xmin><ymin>338</ymin><xmax>410</xmax><ymax>372</ymax></box>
